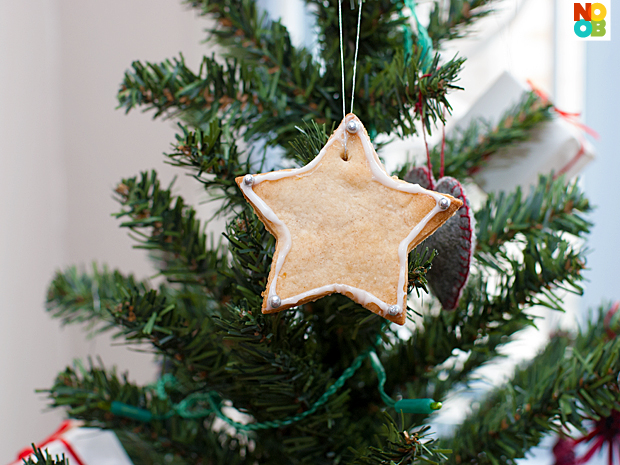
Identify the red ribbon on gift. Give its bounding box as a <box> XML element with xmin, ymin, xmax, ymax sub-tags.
<box><xmin>527</xmin><ymin>80</ymin><xmax>599</xmax><ymax>177</ymax></box>
<box><xmin>16</xmin><ymin>420</ymin><xmax>86</xmax><ymax>465</ymax></box>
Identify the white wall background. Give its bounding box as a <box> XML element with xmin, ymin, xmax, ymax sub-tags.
<box><xmin>0</xmin><ymin>1</ymin><xmax>209</xmax><ymax>461</ymax></box>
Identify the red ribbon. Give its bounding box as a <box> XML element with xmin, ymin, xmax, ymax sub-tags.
<box><xmin>422</xmin><ymin>128</ymin><xmax>434</xmax><ymax>186</ymax></box>
<box><xmin>554</xmin><ymin>108</ymin><xmax>599</xmax><ymax>138</ymax></box>
<box><xmin>528</xmin><ymin>80</ymin><xmax>599</xmax><ymax>138</ymax></box>
<box><xmin>16</xmin><ymin>420</ymin><xmax>86</xmax><ymax>465</ymax></box>
<box><xmin>556</xmin><ymin>138</ymin><xmax>586</xmax><ymax>177</ymax></box>
<box><xmin>604</xmin><ymin>301</ymin><xmax>620</xmax><ymax>339</ymax></box>
<box><xmin>526</xmin><ymin>80</ymin><xmax>599</xmax><ymax>178</ymax></box>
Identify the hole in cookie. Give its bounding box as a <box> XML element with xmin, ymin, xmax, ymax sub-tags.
<box><xmin>341</xmin><ymin>152</ymin><xmax>349</xmax><ymax>161</ymax></box>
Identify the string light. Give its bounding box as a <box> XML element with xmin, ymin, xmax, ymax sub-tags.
<box><xmin>109</xmin><ymin>333</ymin><xmax>441</xmax><ymax>427</ymax></box>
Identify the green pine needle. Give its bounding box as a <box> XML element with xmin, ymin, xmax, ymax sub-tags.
<box><xmin>21</xmin><ymin>446</ymin><xmax>68</xmax><ymax>465</ymax></box>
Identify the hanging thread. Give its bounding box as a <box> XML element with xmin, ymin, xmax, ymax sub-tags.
<box><xmin>422</xmin><ymin>127</ymin><xmax>434</xmax><ymax>186</ymax></box>
<box><xmin>350</xmin><ymin>0</ymin><xmax>363</xmax><ymax>114</ymax></box>
<box><xmin>337</xmin><ymin>0</ymin><xmax>364</xmax><ymax>117</ymax></box>
<box><xmin>440</xmin><ymin>106</ymin><xmax>447</xmax><ymax>178</ymax></box>
<box><xmin>338</xmin><ymin>0</ymin><xmax>346</xmax><ymax>120</ymax></box>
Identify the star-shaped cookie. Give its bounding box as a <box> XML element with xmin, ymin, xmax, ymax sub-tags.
<box><xmin>236</xmin><ymin>114</ymin><xmax>462</xmax><ymax>325</ymax></box>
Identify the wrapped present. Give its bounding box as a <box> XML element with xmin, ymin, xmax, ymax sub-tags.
<box><xmin>12</xmin><ymin>420</ymin><xmax>133</xmax><ymax>465</ymax></box>
<box><xmin>456</xmin><ymin>71</ymin><xmax>596</xmax><ymax>194</ymax></box>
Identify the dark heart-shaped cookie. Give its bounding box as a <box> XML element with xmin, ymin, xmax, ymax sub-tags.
<box><xmin>405</xmin><ymin>169</ymin><xmax>476</xmax><ymax>310</ymax></box>
<box><xmin>403</xmin><ymin>166</ymin><xmax>435</xmax><ymax>190</ymax></box>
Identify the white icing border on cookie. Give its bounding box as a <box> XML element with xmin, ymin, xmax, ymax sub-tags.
<box><xmin>240</xmin><ymin>114</ymin><xmax>449</xmax><ymax>319</ymax></box>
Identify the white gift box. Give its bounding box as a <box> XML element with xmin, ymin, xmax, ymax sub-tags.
<box><xmin>456</xmin><ymin>71</ymin><xmax>595</xmax><ymax>194</ymax></box>
<box><xmin>12</xmin><ymin>421</ymin><xmax>133</xmax><ymax>465</ymax></box>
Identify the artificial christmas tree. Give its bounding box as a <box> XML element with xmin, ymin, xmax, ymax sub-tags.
<box><xmin>23</xmin><ymin>0</ymin><xmax>617</xmax><ymax>464</ymax></box>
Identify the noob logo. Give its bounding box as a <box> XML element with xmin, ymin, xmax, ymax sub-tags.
<box><xmin>574</xmin><ymin>2</ymin><xmax>611</xmax><ymax>40</ymax></box>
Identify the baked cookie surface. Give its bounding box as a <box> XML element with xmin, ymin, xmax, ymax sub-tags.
<box><xmin>236</xmin><ymin>114</ymin><xmax>462</xmax><ymax>324</ymax></box>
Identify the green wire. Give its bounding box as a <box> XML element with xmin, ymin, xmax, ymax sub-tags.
<box><xmin>110</xmin><ymin>328</ymin><xmax>442</xmax><ymax>428</ymax></box>
<box><xmin>207</xmin><ymin>347</ymin><xmax>372</xmax><ymax>431</ymax></box>
<box><xmin>369</xmin><ymin>350</ymin><xmax>396</xmax><ymax>407</ymax></box>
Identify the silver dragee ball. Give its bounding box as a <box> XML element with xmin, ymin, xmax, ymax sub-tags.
<box><xmin>243</xmin><ymin>174</ymin><xmax>254</xmax><ymax>186</ymax></box>
<box><xmin>438</xmin><ymin>197</ymin><xmax>450</xmax><ymax>211</ymax></box>
<box><xmin>387</xmin><ymin>305</ymin><xmax>400</xmax><ymax>316</ymax></box>
<box><xmin>346</xmin><ymin>120</ymin><xmax>359</xmax><ymax>133</ymax></box>
<box><xmin>269</xmin><ymin>295</ymin><xmax>282</xmax><ymax>309</ymax></box>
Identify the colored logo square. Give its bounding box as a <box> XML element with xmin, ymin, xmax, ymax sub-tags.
<box><xmin>573</xmin><ymin>2</ymin><xmax>611</xmax><ymax>40</ymax></box>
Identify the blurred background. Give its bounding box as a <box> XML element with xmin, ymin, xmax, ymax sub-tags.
<box><xmin>0</xmin><ymin>0</ymin><xmax>617</xmax><ymax>462</ymax></box>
